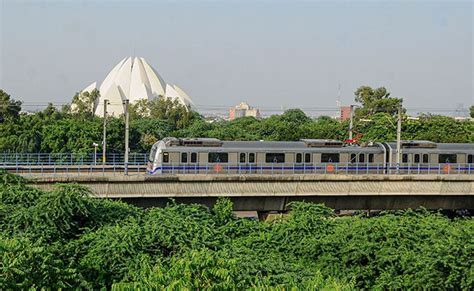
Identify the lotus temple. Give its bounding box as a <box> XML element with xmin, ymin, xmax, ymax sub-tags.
<box><xmin>79</xmin><ymin>57</ymin><xmax>193</xmax><ymax>116</ymax></box>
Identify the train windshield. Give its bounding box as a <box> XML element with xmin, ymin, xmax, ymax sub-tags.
<box><xmin>149</xmin><ymin>144</ymin><xmax>158</xmax><ymax>162</ymax></box>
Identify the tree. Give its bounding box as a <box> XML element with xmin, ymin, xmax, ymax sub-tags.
<box><xmin>129</xmin><ymin>99</ymin><xmax>150</xmax><ymax>119</ymax></box>
<box><xmin>0</xmin><ymin>89</ymin><xmax>22</xmax><ymax>123</ymax></box>
<box><xmin>470</xmin><ymin>105</ymin><xmax>474</xmax><ymax>118</ymax></box>
<box><xmin>354</xmin><ymin>86</ymin><xmax>403</xmax><ymax>118</ymax></box>
<box><xmin>149</xmin><ymin>98</ymin><xmax>193</xmax><ymax>129</ymax></box>
<box><xmin>71</xmin><ymin>89</ymin><xmax>100</xmax><ymax>118</ymax></box>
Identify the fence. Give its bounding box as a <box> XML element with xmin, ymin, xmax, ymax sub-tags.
<box><xmin>1</xmin><ymin>155</ymin><xmax>473</xmax><ymax>176</ymax></box>
<box><xmin>0</xmin><ymin>153</ymin><xmax>148</xmax><ymax>166</ymax></box>
<box><xmin>147</xmin><ymin>162</ymin><xmax>474</xmax><ymax>175</ymax></box>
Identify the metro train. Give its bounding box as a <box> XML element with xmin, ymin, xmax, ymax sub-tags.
<box><xmin>147</xmin><ymin>137</ymin><xmax>474</xmax><ymax>175</ymax></box>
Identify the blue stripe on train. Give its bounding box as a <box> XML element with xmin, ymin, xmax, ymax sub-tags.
<box><xmin>148</xmin><ymin>166</ymin><xmax>473</xmax><ymax>175</ymax></box>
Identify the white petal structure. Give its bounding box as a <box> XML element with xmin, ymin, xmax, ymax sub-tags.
<box><xmin>172</xmin><ymin>84</ymin><xmax>194</xmax><ymax>106</ymax></box>
<box><xmin>82</xmin><ymin>82</ymin><xmax>97</xmax><ymax>93</ymax></box>
<box><xmin>72</xmin><ymin>82</ymin><xmax>97</xmax><ymax>113</ymax></box>
<box><xmin>88</xmin><ymin>57</ymin><xmax>189</xmax><ymax>116</ymax></box>
<box><xmin>165</xmin><ymin>84</ymin><xmax>193</xmax><ymax>107</ymax></box>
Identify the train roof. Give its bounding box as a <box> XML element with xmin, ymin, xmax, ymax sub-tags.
<box><xmin>385</xmin><ymin>141</ymin><xmax>474</xmax><ymax>153</ymax></box>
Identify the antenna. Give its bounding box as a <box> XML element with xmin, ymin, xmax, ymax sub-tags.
<box><xmin>336</xmin><ymin>83</ymin><xmax>341</xmax><ymax>108</ymax></box>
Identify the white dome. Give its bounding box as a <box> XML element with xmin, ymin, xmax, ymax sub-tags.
<box><xmin>93</xmin><ymin>57</ymin><xmax>172</xmax><ymax>116</ymax></box>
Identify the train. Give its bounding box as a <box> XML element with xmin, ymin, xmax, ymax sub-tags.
<box><xmin>147</xmin><ymin>137</ymin><xmax>474</xmax><ymax>175</ymax></box>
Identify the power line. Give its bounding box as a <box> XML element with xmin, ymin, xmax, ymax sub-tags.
<box><xmin>1</xmin><ymin>102</ymin><xmax>471</xmax><ymax>113</ymax></box>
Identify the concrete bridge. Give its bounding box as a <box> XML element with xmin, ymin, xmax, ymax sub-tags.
<box><xmin>26</xmin><ymin>174</ymin><xmax>474</xmax><ymax>211</ymax></box>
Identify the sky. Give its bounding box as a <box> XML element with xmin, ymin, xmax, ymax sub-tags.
<box><xmin>0</xmin><ymin>0</ymin><xmax>473</xmax><ymax>116</ymax></box>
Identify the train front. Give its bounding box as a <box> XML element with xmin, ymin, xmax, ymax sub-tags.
<box><xmin>147</xmin><ymin>140</ymin><xmax>166</xmax><ymax>175</ymax></box>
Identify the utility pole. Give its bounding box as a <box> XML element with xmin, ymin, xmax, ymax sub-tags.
<box><xmin>349</xmin><ymin>105</ymin><xmax>354</xmax><ymax>142</ymax></box>
<box><xmin>396</xmin><ymin>106</ymin><xmax>402</xmax><ymax>171</ymax></box>
<box><xmin>124</xmin><ymin>99</ymin><xmax>130</xmax><ymax>175</ymax></box>
<box><xmin>102</xmin><ymin>99</ymin><xmax>108</xmax><ymax>165</ymax></box>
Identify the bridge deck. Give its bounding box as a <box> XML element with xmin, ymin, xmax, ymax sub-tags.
<box><xmin>27</xmin><ymin>174</ymin><xmax>474</xmax><ymax>211</ymax></box>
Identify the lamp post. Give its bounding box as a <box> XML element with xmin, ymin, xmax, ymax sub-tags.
<box><xmin>349</xmin><ymin>105</ymin><xmax>354</xmax><ymax>141</ymax></box>
<box><xmin>102</xmin><ymin>99</ymin><xmax>109</xmax><ymax>165</ymax></box>
<box><xmin>92</xmin><ymin>142</ymin><xmax>98</xmax><ymax>165</ymax></box>
<box><xmin>123</xmin><ymin>99</ymin><xmax>130</xmax><ymax>175</ymax></box>
<box><xmin>348</xmin><ymin>105</ymin><xmax>360</xmax><ymax>144</ymax></box>
<box><xmin>396</xmin><ymin>106</ymin><xmax>402</xmax><ymax>172</ymax></box>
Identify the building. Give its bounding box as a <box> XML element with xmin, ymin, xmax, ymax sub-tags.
<box><xmin>229</xmin><ymin>102</ymin><xmax>261</xmax><ymax>120</ymax></box>
<box><xmin>339</xmin><ymin>106</ymin><xmax>352</xmax><ymax>121</ymax></box>
<box><xmin>77</xmin><ymin>57</ymin><xmax>194</xmax><ymax>116</ymax></box>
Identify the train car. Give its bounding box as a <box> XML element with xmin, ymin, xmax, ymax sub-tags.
<box><xmin>147</xmin><ymin>137</ymin><xmax>388</xmax><ymax>175</ymax></box>
<box><xmin>383</xmin><ymin>141</ymin><xmax>474</xmax><ymax>174</ymax></box>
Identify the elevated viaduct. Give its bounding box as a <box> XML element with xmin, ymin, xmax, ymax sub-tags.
<box><xmin>26</xmin><ymin>174</ymin><xmax>474</xmax><ymax>211</ymax></box>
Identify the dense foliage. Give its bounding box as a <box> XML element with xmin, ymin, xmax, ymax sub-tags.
<box><xmin>1</xmin><ymin>107</ymin><xmax>472</xmax><ymax>154</ymax></box>
<box><xmin>1</xmin><ymin>170</ymin><xmax>473</xmax><ymax>289</ymax></box>
<box><xmin>1</xmin><ymin>87</ymin><xmax>473</xmax><ymax>154</ymax></box>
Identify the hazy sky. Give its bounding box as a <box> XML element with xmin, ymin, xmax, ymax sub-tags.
<box><xmin>1</xmin><ymin>0</ymin><xmax>473</xmax><ymax>115</ymax></box>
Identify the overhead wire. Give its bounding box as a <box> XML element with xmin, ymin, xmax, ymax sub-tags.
<box><xmin>1</xmin><ymin>102</ymin><xmax>471</xmax><ymax>113</ymax></box>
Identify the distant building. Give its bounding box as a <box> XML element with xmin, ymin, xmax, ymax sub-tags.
<box><xmin>339</xmin><ymin>106</ymin><xmax>352</xmax><ymax>121</ymax></box>
<box><xmin>229</xmin><ymin>102</ymin><xmax>261</xmax><ymax>120</ymax></box>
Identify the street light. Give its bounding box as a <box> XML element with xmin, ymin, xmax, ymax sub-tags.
<box><xmin>92</xmin><ymin>142</ymin><xmax>99</xmax><ymax>165</ymax></box>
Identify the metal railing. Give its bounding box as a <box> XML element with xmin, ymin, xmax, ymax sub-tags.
<box><xmin>0</xmin><ymin>153</ymin><xmax>148</xmax><ymax>166</ymax></box>
<box><xmin>1</xmin><ymin>159</ymin><xmax>472</xmax><ymax>177</ymax></box>
<box><xmin>149</xmin><ymin>162</ymin><xmax>474</xmax><ymax>175</ymax></box>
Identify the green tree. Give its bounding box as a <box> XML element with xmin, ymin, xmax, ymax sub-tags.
<box><xmin>0</xmin><ymin>89</ymin><xmax>22</xmax><ymax>123</ymax></box>
<box><xmin>354</xmin><ymin>86</ymin><xmax>403</xmax><ymax>117</ymax></box>
<box><xmin>470</xmin><ymin>105</ymin><xmax>474</xmax><ymax>118</ymax></box>
<box><xmin>148</xmin><ymin>98</ymin><xmax>193</xmax><ymax>129</ymax></box>
<box><xmin>71</xmin><ymin>89</ymin><xmax>100</xmax><ymax>118</ymax></box>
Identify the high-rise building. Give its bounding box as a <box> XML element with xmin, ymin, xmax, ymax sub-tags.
<box><xmin>229</xmin><ymin>102</ymin><xmax>261</xmax><ymax>120</ymax></box>
<box><xmin>339</xmin><ymin>106</ymin><xmax>351</xmax><ymax>121</ymax></box>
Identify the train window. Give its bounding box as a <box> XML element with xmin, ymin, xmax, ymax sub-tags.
<box><xmin>402</xmin><ymin>154</ymin><xmax>408</xmax><ymax>163</ymax></box>
<box><xmin>468</xmin><ymin>154</ymin><xmax>473</xmax><ymax>164</ymax></box>
<box><xmin>368</xmin><ymin>153</ymin><xmax>374</xmax><ymax>163</ymax></box>
<box><xmin>191</xmin><ymin>152</ymin><xmax>197</xmax><ymax>163</ymax></box>
<box><xmin>359</xmin><ymin>154</ymin><xmax>365</xmax><ymax>163</ymax></box>
<box><xmin>423</xmin><ymin>154</ymin><xmax>429</xmax><ymax>163</ymax></box>
<box><xmin>181</xmin><ymin>153</ymin><xmax>188</xmax><ymax>163</ymax></box>
<box><xmin>414</xmin><ymin>154</ymin><xmax>420</xmax><ymax>163</ymax></box>
<box><xmin>163</xmin><ymin>152</ymin><xmax>169</xmax><ymax>163</ymax></box>
<box><xmin>296</xmin><ymin>153</ymin><xmax>302</xmax><ymax>163</ymax></box>
<box><xmin>239</xmin><ymin>153</ymin><xmax>246</xmax><ymax>163</ymax></box>
<box><xmin>149</xmin><ymin>145</ymin><xmax>158</xmax><ymax>162</ymax></box>
<box><xmin>321</xmin><ymin>153</ymin><xmax>339</xmax><ymax>163</ymax></box>
<box><xmin>305</xmin><ymin>153</ymin><xmax>311</xmax><ymax>163</ymax></box>
<box><xmin>208</xmin><ymin>152</ymin><xmax>228</xmax><ymax>163</ymax></box>
<box><xmin>249</xmin><ymin>153</ymin><xmax>255</xmax><ymax>163</ymax></box>
<box><xmin>439</xmin><ymin>154</ymin><xmax>457</xmax><ymax>164</ymax></box>
<box><xmin>266</xmin><ymin>153</ymin><xmax>285</xmax><ymax>163</ymax></box>
<box><xmin>350</xmin><ymin>154</ymin><xmax>357</xmax><ymax>163</ymax></box>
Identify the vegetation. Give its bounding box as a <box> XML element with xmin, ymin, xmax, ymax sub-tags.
<box><xmin>0</xmin><ymin>170</ymin><xmax>472</xmax><ymax>289</ymax></box>
<box><xmin>354</xmin><ymin>86</ymin><xmax>403</xmax><ymax>117</ymax></box>
<box><xmin>0</xmin><ymin>86</ymin><xmax>472</xmax><ymax>154</ymax></box>
<box><xmin>0</xmin><ymin>89</ymin><xmax>22</xmax><ymax>123</ymax></box>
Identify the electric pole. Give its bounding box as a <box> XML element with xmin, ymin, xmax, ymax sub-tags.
<box><xmin>102</xmin><ymin>99</ymin><xmax>108</xmax><ymax>165</ymax></box>
<box><xmin>396</xmin><ymin>105</ymin><xmax>402</xmax><ymax>171</ymax></box>
<box><xmin>349</xmin><ymin>105</ymin><xmax>354</xmax><ymax>142</ymax></box>
<box><xmin>124</xmin><ymin>99</ymin><xmax>130</xmax><ymax>175</ymax></box>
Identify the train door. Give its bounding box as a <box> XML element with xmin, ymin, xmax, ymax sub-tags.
<box><xmin>295</xmin><ymin>153</ymin><xmax>303</xmax><ymax>173</ymax></box>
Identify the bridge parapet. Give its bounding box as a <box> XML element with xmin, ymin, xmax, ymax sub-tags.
<box><xmin>27</xmin><ymin>174</ymin><xmax>474</xmax><ymax>211</ymax></box>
